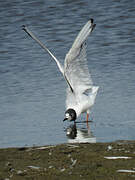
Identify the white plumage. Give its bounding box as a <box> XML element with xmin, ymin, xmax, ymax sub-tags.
<box><xmin>23</xmin><ymin>19</ymin><xmax>99</xmax><ymax>122</ymax></box>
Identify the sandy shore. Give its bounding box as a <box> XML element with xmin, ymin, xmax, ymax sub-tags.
<box><xmin>1</xmin><ymin>141</ymin><xmax>135</xmax><ymax>180</ymax></box>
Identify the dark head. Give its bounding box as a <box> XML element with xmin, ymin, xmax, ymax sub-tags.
<box><xmin>63</xmin><ymin>108</ymin><xmax>77</xmax><ymax>122</ymax></box>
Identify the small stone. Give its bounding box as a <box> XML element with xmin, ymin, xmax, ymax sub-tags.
<box><xmin>6</xmin><ymin>162</ymin><xmax>12</xmax><ymax>166</ymax></box>
<box><xmin>60</xmin><ymin>168</ymin><xmax>65</xmax><ymax>172</ymax></box>
<box><xmin>10</xmin><ymin>168</ymin><xmax>15</xmax><ymax>172</ymax></box>
<box><xmin>27</xmin><ymin>166</ymin><xmax>40</xmax><ymax>170</ymax></box>
<box><xmin>125</xmin><ymin>150</ymin><xmax>130</xmax><ymax>153</ymax></box>
<box><xmin>68</xmin><ymin>154</ymin><xmax>71</xmax><ymax>158</ymax></box>
<box><xmin>9</xmin><ymin>174</ymin><xmax>13</xmax><ymax>178</ymax></box>
<box><xmin>49</xmin><ymin>165</ymin><xmax>53</xmax><ymax>169</ymax></box>
<box><xmin>107</xmin><ymin>145</ymin><xmax>112</xmax><ymax>151</ymax></box>
<box><xmin>71</xmin><ymin>158</ymin><xmax>77</xmax><ymax>166</ymax></box>
<box><xmin>49</xmin><ymin>152</ymin><xmax>52</xmax><ymax>156</ymax></box>
<box><xmin>17</xmin><ymin>170</ymin><xmax>25</xmax><ymax>175</ymax></box>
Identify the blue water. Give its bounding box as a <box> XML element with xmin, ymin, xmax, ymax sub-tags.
<box><xmin>0</xmin><ymin>0</ymin><xmax>135</xmax><ymax>148</ymax></box>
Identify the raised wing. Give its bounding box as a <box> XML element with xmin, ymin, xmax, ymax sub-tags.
<box><xmin>22</xmin><ymin>25</ymin><xmax>64</xmax><ymax>75</ymax></box>
<box><xmin>64</xmin><ymin>19</ymin><xmax>96</xmax><ymax>95</ymax></box>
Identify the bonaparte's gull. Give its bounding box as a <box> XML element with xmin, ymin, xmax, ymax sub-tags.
<box><xmin>22</xmin><ymin>19</ymin><xmax>99</xmax><ymax>122</ymax></box>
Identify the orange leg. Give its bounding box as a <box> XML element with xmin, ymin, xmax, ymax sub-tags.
<box><xmin>86</xmin><ymin>113</ymin><xmax>89</xmax><ymax>129</ymax></box>
<box><xmin>86</xmin><ymin>113</ymin><xmax>89</xmax><ymax>123</ymax></box>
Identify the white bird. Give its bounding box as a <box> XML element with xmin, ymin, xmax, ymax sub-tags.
<box><xmin>22</xmin><ymin>19</ymin><xmax>99</xmax><ymax>122</ymax></box>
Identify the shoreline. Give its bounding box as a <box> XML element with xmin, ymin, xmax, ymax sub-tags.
<box><xmin>1</xmin><ymin>141</ymin><xmax>135</xmax><ymax>179</ymax></box>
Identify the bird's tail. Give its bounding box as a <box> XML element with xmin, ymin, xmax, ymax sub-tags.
<box><xmin>92</xmin><ymin>86</ymin><xmax>99</xmax><ymax>95</ymax></box>
<box><xmin>91</xmin><ymin>86</ymin><xmax>99</xmax><ymax>104</ymax></box>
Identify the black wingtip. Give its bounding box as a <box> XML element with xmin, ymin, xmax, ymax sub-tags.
<box><xmin>90</xmin><ymin>18</ymin><xmax>94</xmax><ymax>24</ymax></box>
<box><xmin>22</xmin><ymin>25</ymin><xmax>26</xmax><ymax>31</ymax></box>
<box><xmin>91</xmin><ymin>23</ymin><xmax>96</xmax><ymax>32</ymax></box>
<box><xmin>93</xmin><ymin>24</ymin><xmax>96</xmax><ymax>28</ymax></box>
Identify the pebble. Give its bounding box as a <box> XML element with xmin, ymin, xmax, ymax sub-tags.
<box><xmin>107</xmin><ymin>145</ymin><xmax>112</xmax><ymax>151</ymax></box>
<box><xmin>9</xmin><ymin>168</ymin><xmax>15</xmax><ymax>172</ymax></box>
<box><xmin>27</xmin><ymin>165</ymin><xmax>40</xmax><ymax>170</ymax></box>
<box><xmin>67</xmin><ymin>154</ymin><xmax>71</xmax><ymax>158</ymax></box>
<box><xmin>36</xmin><ymin>145</ymin><xmax>55</xmax><ymax>150</ymax></box>
<box><xmin>17</xmin><ymin>170</ymin><xmax>24</xmax><ymax>175</ymax></box>
<box><xmin>49</xmin><ymin>165</ymin><xmax>53</xmax><ymax>169</ymax></box>
<box><xmin>104</xmin><ymin>156</ymin><xmax>132</xmax><ymax>160</ymax></box>
<box><xmin>70</xmin><ymin>158</ymin><xmax>77</xmax><ymax>168</ymax></box>
<box><xmin>117</xmin><ymin>169</ymin><xmax>135</xmax><ymax>173</ymax></box>
<box><xmin>60</xmin><ymin>168</ymin><xmax>65</xmax><ymax>172</ymax></box>
<box><xmin>5</xmin><ymin>162</ymin><xmax>12</xmax><ymax>166</ymax></box>
<box><xmin>71</xmin><ymin>158</ymin><xmax>77</xmax><ymax>166</ymax></box>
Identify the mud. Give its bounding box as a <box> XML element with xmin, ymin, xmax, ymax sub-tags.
<box><xmin>0</xmin><ymin>141</ymin><xmax>135</xmax><ymax>180</ymax></box>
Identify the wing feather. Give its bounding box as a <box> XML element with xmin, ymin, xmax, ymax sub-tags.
<box><xmin>64</xmin><ymin>19</ymin><xmax>96</xmax><ymax>95</ymax></box>
<box><xmin>22</xmin><ymin>25</ymin><xmax>64</xmax><ymax>75</ymax></box>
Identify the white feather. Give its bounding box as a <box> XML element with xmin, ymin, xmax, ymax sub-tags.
<box><xmin>23</xmin><ymin>19</ymin><xmax>99</xmax><ymax>119</ymax></box>
<box><xmin>64</xmin><ymin>20</ymin><xmax>98</xmax><ymax>116</ymax></box>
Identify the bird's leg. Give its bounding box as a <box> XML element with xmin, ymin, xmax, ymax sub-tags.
<box><xmin>86</xmin><ymin>113</ymin><xmax>90</xmax><ymax>129</ymax></box>
<box><xmin>86</xmin><ymin>113</ymin><xmax>89</xmax><ymax>123</ymax></box>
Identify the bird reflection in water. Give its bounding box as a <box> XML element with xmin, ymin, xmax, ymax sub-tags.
<box><xmin>66</xmin><ymin>121</ymin><xmax>96</xmax><ymax>143</ymax></box>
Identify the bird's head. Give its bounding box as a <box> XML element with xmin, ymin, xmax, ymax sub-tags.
<box><xmin>63</xmin><ymin>108</ymin><xmax>77</xmax><ymax>122</ymax></box>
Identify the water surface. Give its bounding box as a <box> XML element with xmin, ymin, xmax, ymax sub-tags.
<box><xmin>0</xmin><ymin>0</ymin><xmax>135</xmax><ymax>147</ymax></box>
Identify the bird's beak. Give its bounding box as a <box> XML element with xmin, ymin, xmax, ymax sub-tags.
<box><xmin>63</xmin><ymin>118</ymin><xmax>68</xmax><ymax>122</ymax></box>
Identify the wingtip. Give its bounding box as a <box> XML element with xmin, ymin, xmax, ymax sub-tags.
<box><xmin>89</xmin><ymin>18</ymin><xmax>96</xmax><ymax>32</ymax></box>
<box><xmin>90</xmin><ymin>18</ymin><xmax>94</xmax><ymax>24</ymax></box>
<box><xmin>22</xmin><ymin>25</ymin><xmax>26</xmax><ymax>31</ymax></box>
<box><xmin>91</xmin><ymin>23</ymin><xmax>96</xmax><ymax>32</ymax></box>
<box><xmin>93</xmin><ymin>24</ymin><xmax>96</xmax><ymax>28</ymax></box>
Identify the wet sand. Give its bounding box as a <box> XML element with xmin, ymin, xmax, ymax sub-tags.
<box><xmin>1</xmin><ymin>141</ymin><xmax>135</xmax><ymax>180</ymax></box>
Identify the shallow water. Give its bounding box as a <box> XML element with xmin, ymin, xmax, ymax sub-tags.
<box><xmin>0</xmin><ymin>0</ymin><xmax>135</xmax><ymax>147</ymax></box>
